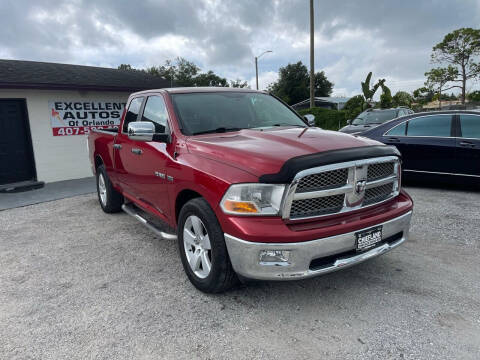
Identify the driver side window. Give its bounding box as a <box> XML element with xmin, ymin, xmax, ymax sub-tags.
<box><xmin>141</xmin><ymin>95</ymin><xmax>169</xmax><ymax>134</ymax></box>
<box><xmin>123</xmin><ymin>97</ymin><xmax>144</xmax><ymax>133</ymax></box>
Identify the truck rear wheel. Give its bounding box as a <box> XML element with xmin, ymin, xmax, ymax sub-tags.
<box><xmin>178</xmin><ymin>198</ymin><xmax>238</xmax><ymax>293</ymax></box>
<box><xmin>96</xmin><ymin>165</ymin><xmax>123</xmax><ymax>213</ymax></box>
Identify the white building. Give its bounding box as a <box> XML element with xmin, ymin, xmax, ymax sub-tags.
<box><xmin>0</xmin><ymin>60</ymin><xmax>168</xmax><ymax>191</ymax></box>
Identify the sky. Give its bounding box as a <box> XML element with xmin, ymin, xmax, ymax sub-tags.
<box><xmin>1</xmin><ymin>0</ymin><xmax>480</xmax><ymax>97</ymax></box>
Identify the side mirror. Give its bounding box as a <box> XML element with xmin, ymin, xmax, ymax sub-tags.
<box><xmin>128</xmin><ymin>121</ymin><xmax>154</xmax><ymax>141</ymax></box>
<box><xmin>304</xmin><ymin>114</ymin><xmax>315</xmax><ymax>127</ymax></box>
<box><xmin>347</xmin><ymin>119</ymin><xmax>352</xmax><ymax>125</ymax></box>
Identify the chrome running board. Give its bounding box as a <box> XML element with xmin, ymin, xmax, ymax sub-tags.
<box><xmin>122</xmin><ymin>204</ymin><xmax>177</xmax><ymax>241</ymax></box>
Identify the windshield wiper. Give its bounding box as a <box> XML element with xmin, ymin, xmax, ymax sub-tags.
<box><xmin>192</xmin><ymin>127</ymin><xmax>242</xmax><ymax>135</ymax></box>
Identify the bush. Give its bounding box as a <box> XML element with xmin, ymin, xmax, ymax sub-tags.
<box><xmin>298</xmin><ymin>107</ymin><xmax>347</xmax><ymax>131</ymax></box>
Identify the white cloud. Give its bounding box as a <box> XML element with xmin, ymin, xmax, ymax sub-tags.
<box><xmin>248</xmin><ymin>71</ymin><xmax>278</xmax><ymax>91</ymax></box>
<box><xmin>1</xmin><ymin>0</ymin><xmax>480</xmax><ymax>95</ymax></box>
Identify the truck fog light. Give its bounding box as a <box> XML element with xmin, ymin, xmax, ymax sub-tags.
<box><xmin>259</xmin><ymin>250</ymin><xmax>291</xmax><ymax>266</ymax></box>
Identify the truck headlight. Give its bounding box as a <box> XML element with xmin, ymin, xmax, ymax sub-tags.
<box><xmin>220</xmin><ymin>184</ymin><xmax>286</xmax><ymax>216</ymax></box>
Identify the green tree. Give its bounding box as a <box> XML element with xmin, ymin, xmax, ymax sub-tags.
<box><xmin>413</xmin><ymin>87</ymin><xmax>434</xmax><ymax>105</ymax></box>
<box><xmin>193</xmin><ymin>71</ymin><xmax>228</xmax><ymax>87</ymax></box>
<box><xmin>268</xmin><ymin>61</ymin><xmax>333</xmax><ymax>105</ymax></box>
<box><xmin>424</xmin><ymin>66</ymin><xmax>458</xmax><ymax>109</ymax></box>
<box><xmin>146</xmin><ymin>57</ymin><xmax>200</xmax><ymax>87</ymax></box>
<box><xmin>431</xmin><ymin>28</ymin><xmax>480</xmax><ymax>104</ymax></box>
<box><xmin>313</xmin><ymin>71</ymin><xmax>334</xmax><ymax>97</ymax></box>
<box><xmin>175</xmin><ymin>58</ymin><xmax>201</xmax><ymax>86</ymax></box>
<box><xmin>145</xmin><ymin>57</ymin><xmax>233</xmax><ymax>88</ymax></box>
<box><xmin>268</xmin><ymin>62</ymin><xmax>309</xmax><ymax>104</ymax></box>
<box><xmin>146</xmin><ymin>60</ymin><xmax>175</xmax><ymax>87</ymax></box>
<box><xmin>467</xmin><ymin>90</ymin><xmax>480</xmax><ymax>102</ymax></box>
<box><xmin>230</xmin><ymin>79</ymin><xmax>249</xmax><ymax>88</ymax></box>
<box><xmin>343</xmin><ymin>95</ymin><xmax>364</xmax><ymax>120</ymax></box>
<box><xmin>361</xmin><ymin>72</ymin><xmax>384</xmax><ymax>106</ymax></box>
<box><xmin>117</xmin><ymin>64</ymin><xmax>134</xmax><ymax>71</ymax></box>
<box><xmin>392</xmin><ymin>91</ymin><xmax>414</xmax><ymax>107</ymax></box>
<box><xmin>379</xmin><ymin>83</ymin><xmax>393</xmax><ymax>109</ymax></box>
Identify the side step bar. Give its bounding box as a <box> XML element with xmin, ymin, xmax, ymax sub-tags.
<box><xmin>122</xmin><ymin>204</ymin><xmax>177</xmax><ymax>241</ymax></box>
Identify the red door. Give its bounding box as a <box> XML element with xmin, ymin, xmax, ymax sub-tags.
<box><xmin>113</xmin><ymin>96</ymin><xmax>144</xmax><ymax>194</ymax></box>
<box><xmin>122</xmin><ymin>95</ymin><xmax>173</xmax><ymax>221</ymax></box>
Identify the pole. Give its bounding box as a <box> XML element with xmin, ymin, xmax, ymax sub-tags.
<box><xmin>254</xmin><ymin>51</ymin><xmax>271</xmax><ymax>90</ymax></box>
<box><xmin>255</xmin><ymin>57</ymin><xmax>259</xmax><ymax>90</ymax></box>
<box><xmin>309</xmin><ymin>0</ymin><xmax>315</xmax><ymax>109</ymax></box>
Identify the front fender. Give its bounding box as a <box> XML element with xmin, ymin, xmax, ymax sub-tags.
<box><xmin>168</xmin><ymin>153</ymin><xmax>259</xmax><ymax>225</ymax></box>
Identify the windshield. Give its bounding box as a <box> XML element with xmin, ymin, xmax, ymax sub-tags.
<box><xmin>171</xmin><ymin>92</ymin><xmax>307</xmax><ymax>135</ymax></box>
<box><xmin>352</xmin><ymin>110</ymin><xmax>398</xmax><ymax>125</ymax></box>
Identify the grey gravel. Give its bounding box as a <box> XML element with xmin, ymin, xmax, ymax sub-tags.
<box><xmin>0</xmin><ymin>186</ymin><xmax>479</xmax><ymax>359</ymax></box>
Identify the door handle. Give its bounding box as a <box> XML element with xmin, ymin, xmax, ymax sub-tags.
<box><xmin>131</xmin><ymin>148</ymin><xmax>143</xmax><ymax>155</ymax></box>
<box><xmin>387</xmin><ymin>137</ymin><xmax>400</xmax><ymax>143</ymax></box>
<box><xmin>459</xmin><ymin>141</ymin><xmax>475</xmax><ymax>148</ymax></box>
<box><xmin>113</xmin><ymin>144</ymin><xmax>122</xmax><ymax>150</ymax></box>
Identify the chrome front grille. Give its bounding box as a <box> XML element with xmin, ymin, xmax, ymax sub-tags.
<box><xmin>296</xmin><ymin>168</ymin><xmax>348</xmax><ymax>193</ymax></box>
<box><xmin>363</xmin><ymin>183</ymin><xmax>394</xmax><ymax>205</ymax></box>
<box><xmin>283</xmin><ymin>156</ymin><xmax>400</xmax><ymax>220</ymax></box>
<box><xmin>367</xmin><ymin>162</ymin><xmax>395</xmax><ymax>181</ymax></box>
<box><xmin>290</xmin><ymin>194</ymin><xmax>345</xmax><ymax>218</ymax></box>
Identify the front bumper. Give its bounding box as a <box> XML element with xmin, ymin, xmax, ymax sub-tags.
<box><xmin>224</xmin><ymin>210</ymin><xmax>412</xmax><ymax>281</ymax></box>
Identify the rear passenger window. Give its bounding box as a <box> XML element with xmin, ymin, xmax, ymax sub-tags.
<box><xmin>460</xmin><ymin>115</ymin><xmax>480</xmax><ymax>139</ymax></box>
<box><xmin>141</xmin><ymin>96</ymin><xmax>169</xmax><ymax>133</ymax></box>
<box><xmin>385</xmin><ymin>121</ymin><xmax>406</xmax><ymax>136</ymax></box>
<box><xmin>123</xmin><ymin>97</ymin><xmax>144</xmax><ymax>133</ymax></box>
<box><xmin>406</xmin><ymin>115</ymin><xmax>451</xmax><ymax>137</ymax></box>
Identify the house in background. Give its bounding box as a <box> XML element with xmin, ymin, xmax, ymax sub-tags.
<box><xmin>291</xmin><ymin>96</ymin><xmax>351</xmax><ymax>111</ymax></box>
<box><xmin>0</xmin><ymin>59</ymin><xmax>168</xmax><ymax>191</ymax></box>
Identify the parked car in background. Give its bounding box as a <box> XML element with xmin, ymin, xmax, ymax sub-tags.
<box><xmin>88</xmin><ymin>87</ymin><xmax>413</xmax><ymax>293</ymax></box>
<box><xmin>339</xmin><ymin>107</ymin><xmax>414</xmax><ymax>134</ymax></box>
<box><xmin>361</xmin><ymin>110</ymin><xmax>480</xmax><ymax>182</ymax></box>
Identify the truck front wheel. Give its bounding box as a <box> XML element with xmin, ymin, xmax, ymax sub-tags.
<box><xmin>96</xmin><ymin>165</ymin><xmax>123</xmax><ymax>213</ymax></box>
<box><xmin>178</xmin><ymin>198</ymin><xmax>238</xmax><ymax>293</ymax></box>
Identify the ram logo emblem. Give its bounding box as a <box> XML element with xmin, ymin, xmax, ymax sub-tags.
<box><xmin>355</xmin><ymin>180</ymin><xmax>367</xmax><ymax>194</ymax></box>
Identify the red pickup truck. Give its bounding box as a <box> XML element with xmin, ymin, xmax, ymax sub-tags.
<box><xmin>88</xmin><ymin>87</ymin><xmax>413</xmax><ymax>293</ymax></box>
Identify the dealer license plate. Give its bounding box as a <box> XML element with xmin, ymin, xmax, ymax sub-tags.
<box><xmin>356</xmin><ymin>226</ymin><xmax>383</xmax><ymax>251</ymax></box>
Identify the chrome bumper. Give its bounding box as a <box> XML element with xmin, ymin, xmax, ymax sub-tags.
<box><xmin>224</xmin><ymin>211</ymin><xmax>412</xmax><ymax>281</ymax></box>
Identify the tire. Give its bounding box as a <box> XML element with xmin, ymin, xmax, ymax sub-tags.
<box><xmin>96</xmin><ymin>164</ymin><xmax>123</xmax><ymax>213</ymax></box>
<box><xmin>178</xmin><ymin>198</ymin><xmax>238</xmax><ymax>293</ymax></box>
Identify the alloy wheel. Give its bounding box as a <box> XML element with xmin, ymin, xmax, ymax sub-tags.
<box><xmin>183</xmin><ymin>215</ymin><xmax>212</xmax><ymax>279</ymax></box>
<box><xmin>98</xmin><ymin>173</ymin><xmax>107</xmax><ymax>206</ymax></box>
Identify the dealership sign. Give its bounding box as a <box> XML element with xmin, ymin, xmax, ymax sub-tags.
<box><xmin>49</xmin><ymin>100</ymin><xmax>126</xmax><ymax>136</ymax></box>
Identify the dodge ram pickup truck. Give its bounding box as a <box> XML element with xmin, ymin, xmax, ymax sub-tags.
<box><xmin>88</xmin><ymin>87</ymin><xmax>413</xmax><ymax>293</ymax></box>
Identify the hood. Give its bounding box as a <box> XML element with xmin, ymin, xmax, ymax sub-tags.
<box><xmin>340</xmin><ymin>123</ymin><xmax>383</xmax><ymax>134</ymax></box>
<box><xmin>339</xmin><ymin>125</ymin><xmax>366</xmax><ymax>134</ymax></box>
<box><xmin>186</xmin><ymin>127</ymin><xmax>381</xmax><ymax>178</ymax></box>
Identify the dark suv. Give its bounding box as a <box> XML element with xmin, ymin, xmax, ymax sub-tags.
<box><xmin>339</xmin><ymin>107</ymin><xmax>413</xmax><ymax>134</ymax></box>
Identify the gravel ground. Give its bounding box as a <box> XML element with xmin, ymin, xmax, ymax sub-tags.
<box><xmin>1</xmin><ymin>186</ymin><xmax>479</xmax><ymax>359</ymax></box>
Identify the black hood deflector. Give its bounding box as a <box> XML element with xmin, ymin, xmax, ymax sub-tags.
<box><xmin>259</xmin><ymin>145</ymin><xmax>400</xmax><ymax>183</ymax></box>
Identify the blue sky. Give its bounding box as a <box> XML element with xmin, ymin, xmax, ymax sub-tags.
<box><xmin>1</xmin><ymin>0</ymin><xmax>479</xmax><ymax>96</ymax></box>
